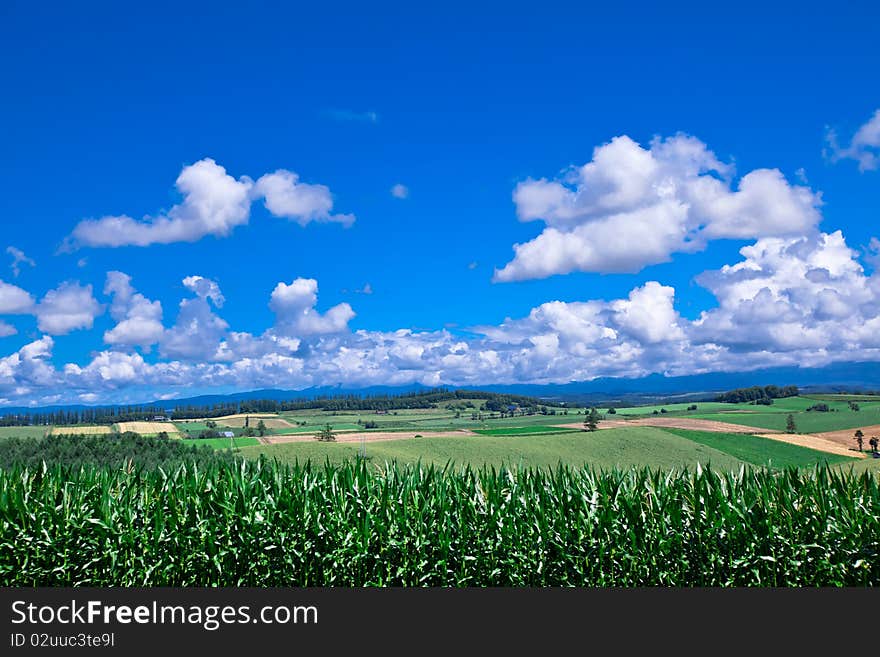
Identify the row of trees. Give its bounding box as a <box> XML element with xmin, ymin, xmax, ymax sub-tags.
<box><xmin>715</xmin><ymin>385</ymin><xmax>799</xmax><ymax>404</ymax></box>
<box><xmin>0</xmin><ymin>405</ymin><xmax>172</xmax><ymax>427</ymax></box>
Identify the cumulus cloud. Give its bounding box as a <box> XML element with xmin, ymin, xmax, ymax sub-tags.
<box><xmin>7</xmin><ymin>247</ymin><xmax>35</xmax><ymax>277</ymax></box>
<box><xmin>254</xmin><ymin>170</ymin><xmax>355</xmax><ymax>227</ymax></box>
<box><xmin>0</xmin><ymin>322</ymin><xmax>17</xmax><ymax>338</ymax></box>
<box><xmin>494</xmin><ymin>134</ymin><xmax>822</xmax><ymax>281</ymax></box>
<box><xmin>825</xmin><ymin>109</ymin><xmax>880</xmax><ymax>171</ymax></box>
<box><xmin>691</xmin><ymin>231</ymin><xmax>879</xmax><ymax>360</ymax></box>
<box><xmin>35</xmin><ymin>282</ymin><xmax>102</xmax><ymax>335</ymax></box>
<box><xmin>67</xmin><ymin>159</ymin><xmax>353</xmax><ymax>248</ymax></box>
<box><xmin>269</xmin><ymin>278</ymin><xmax>355</xmax><ymax>337</ymax></box>
<box><xmin>69</xmin><ymin>159</ymin><xmax>254</xmax><ymax>248</ymax></box>
<box><xmin>103</xmin><ymin>272</ymin><xmax>164</xmax><ymax>350</ymax></box>
<box><xmin>161</xmin><ymin>277</ymin><xmax>229</xmax><ymax>361</ymax></box>
<box><xmin>0</xmin><ymin>336</ymin><xmax>55</xmax><ymax>394</ymax></box>
<box><xmin>0</xmin><ymin>280</ymin><xmax>35</xmax><ymax>315</ymax></box>
<box><xmin>391</xmin><ymin>183</ymin><xmax>409</xmax><ymax>199</ymax></box>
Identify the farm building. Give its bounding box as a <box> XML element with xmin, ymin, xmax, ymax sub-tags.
<box><xmin>220</xmin><ymin>431</ymin><xmax>235</xmax><ymax>438</ymax></box>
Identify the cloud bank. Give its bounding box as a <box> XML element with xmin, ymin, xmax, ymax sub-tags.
<box><xmin>1</xmin><ymin>228</ymin><xmax>879</xmax><ymax>405</ymax></box>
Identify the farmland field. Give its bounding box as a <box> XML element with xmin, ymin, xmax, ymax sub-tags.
<box><xmin>216</xmin><ymin>416</ymin><xmax>293</xmax><ymax>429</ymax></box>
<box><xmin>663</xmin><ymin>429</ymin><xmax>856</xmax><ymax>468</ymax></box>
<box><xmin>114</xmin><ymin>421</ymin><xmax>180</xmax><ymax>435</ymax></box>
<box><xmin>49</xmin><ymin>425</ymin><xmax>113</xmax><ymax>436</ymax></box>
<box><xmin>241</xmin><ymin>427</ymin><xmax>749</xmax><ymax>470</ymax></box>
<box><xmin>691</xmin><ymin>408</ymin><xmax>880</xmax><ymax>433</ymax></box>
<box><xmin>0</xmin><ymin>426</ymin><xmax>47</xmax><ymax>441</ymax></box>
<box><xmin>180</xmin><ymin>436</ymin><xmax>260</xmax><ymax>449</ymax></box>
<box><xmin>473</xmin><ymin>425</ymin><xmax>584</xmax><ymax>436</ymax></box>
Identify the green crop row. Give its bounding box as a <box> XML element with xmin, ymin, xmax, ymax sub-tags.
<box><xmin>1</xmin><ymin>459</ymin><xmax>878</xmax><ymax>587</ymax></box>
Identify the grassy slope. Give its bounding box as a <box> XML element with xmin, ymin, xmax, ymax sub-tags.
<box><xmin>665</xmin><ymin>428</ymin><xmax>856</xmax><ymax>468</ymax></box>
<box><xmin>240</xmin><ymin>426</ymin><xmax>747</xmax><ymax>471</ymax></box>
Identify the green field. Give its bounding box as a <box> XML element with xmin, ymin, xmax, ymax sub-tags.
<box><xmin>180</xmin><ymin>436</ymin><xmax>260</xmax><ymax>449</ymax></box>
<box><xmin>664</xmin><ymin>429</ymin><xmax>856</xmax><ymax>468</ymax></box>
<box><xmin>240</xmin><ymin>427</ymin><xmax>748</xmax><ymax>470</ymax></box>
<box><xmin>803</xmin><ymin>393</ymin><xmax>880</xmax><ymax>403</ymax></box>
<box><xmin>692</xmin><ymin>407</ymin><xmax>880</xmax><ymax>433</ymax></box>
<box><xmin>0</xmin><ymin>426</ymin><xmax>48</xmax><ymax>441</ymax></box>
<box><xmin>473</xmin><ymin>425</ymin><xmax>582</xmax><ymax>436</ymax></box>
<box><xmin>611</xmin><ymin>401</ymin><xmax>756</xmax><ymax>416</ymax></box>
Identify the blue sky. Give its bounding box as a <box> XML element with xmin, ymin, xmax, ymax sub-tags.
<box><xmin>0</xmin><ymin>1</ymin><xmax>878</xmax><ymax>405</ymax></box>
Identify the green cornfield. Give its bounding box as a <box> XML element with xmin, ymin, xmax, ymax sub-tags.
<box><xmin>1</xmin><ymin>460</ymin><xmax>878</xmax><ymax>586</ymax></box>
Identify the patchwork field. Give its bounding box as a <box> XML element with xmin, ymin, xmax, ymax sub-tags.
<box><xmin>812</xmin><ymin>424</ymin><xmax>880</xmax><ymax>448</ymax></box>
<box><xmin>662</xmin><ymin>429</ymin><xmax>856</xmax><ymax>468</ymax></box>
<box><xmin>1</xmin><ymin>395</ymin><xmax>877</xmax><ymax>473</ymax></box>
<box><xmin>755</xmin><ymin>433</ymin><xmax>863</xmax><ymax>458</ymax></box>
<box><xmin>242</xmin><ymin>426</ymin><xmax>750</xmax><ymax>470</ymax></box>
<box><xmin>264</xmin><ymin>430</ymin><xmax>474</xmax><ymax>445</ymax></box>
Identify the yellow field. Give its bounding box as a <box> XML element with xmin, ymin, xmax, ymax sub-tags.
<box><xmin>114</xmin><ymin>421</ymin><xmax>180</xmax><ymax>435</ymax></box>
<box><xmin>49</xmin><ymin>425</ymin><xmax>113</xmax><ymax>436</ymax></box>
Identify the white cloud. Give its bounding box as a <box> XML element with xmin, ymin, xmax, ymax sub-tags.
<box><xmin>495</xmin><ymin>134</ymin><xmax>822</xmax><ymax>281</ymax></box>
<box><xmin>69</xmin><ymin>159</ymin><xmax>254</xmax><ymax>248</ymax></box>
<box><xmin>254</xmin><ymin>170</ymin><xmax>355</xmax><ymax>227</ymax></box>
<box><xmin>161</xmin><ymin>277</ymin><xmax>229</xmax><ymax>361</ymax></box>
<box><xmin>0</xmin><ymin>336</ymin><xmax>55</xmax><ymax>391</ymax></box>
<box><xmin>0</xmin><ymin>321</ymin><xmax>17</xmax><ymax>338</ymax></box>
<box><xmin>269</xmin><ymin>278</ymin><xmax>355</xmax><ymax>337</ymax></box>
<box><xmin>7</xmin><ymin>247</ymin><xmax>35</xmax><ymax>277</ymax></box>
<box><xmin>0</xmin><ymin>280</ymin><xmax>35</xmax><ymax>314</ymax></box>
<box><xmin>182</xmin><ymin>275</ymin><xmax>225</xmax><ymax>307</ymax></box>
<box><xmin>35</xmin><ymin>282</ymin><xmax>102</xmax><ymax>335</ymax></box>
<box><xmin>103</xmin><ymin>271</ymin><xmax>164</xmax><ymax>350</ymax></box>
<box><xmin>691</xmin><ymin>231</ymin><xmax>879</xmax><ymax>360</ymax></box>
<box><xmin>825</xmin><ymin>109</ymin><xmax>880</xmax><ymax>171</ymax></box>
<box><xmin>391</xmin><ymin>183</ymin><xmax>409</xmax><ymax>199</ymax></box>
<box><xmin>67</xmin><ymin>159</ymin><xmax>353</xmax><ymax>248</ymax></box>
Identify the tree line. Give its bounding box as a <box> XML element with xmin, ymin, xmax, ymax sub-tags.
<box><xmin>714</xmin><ymin>385</ymin><xmax>799</xmax><ymax>404</ymax></box>
<box><xmin>0</xmin><ymin>389</ymin><xmax>563</xmax><ymax>426</ymax></box>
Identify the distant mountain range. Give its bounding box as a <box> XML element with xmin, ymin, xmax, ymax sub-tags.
<box><xmin>2</xmin><ymin>361</ymin><xmax>879</xmax><ymax>414</ymax></box>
